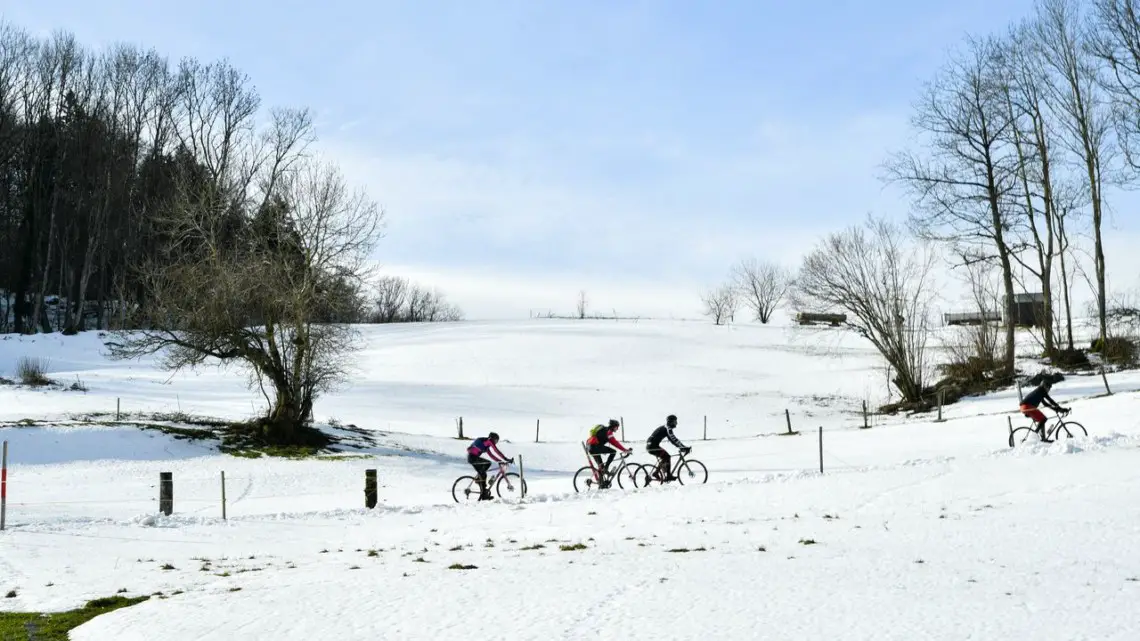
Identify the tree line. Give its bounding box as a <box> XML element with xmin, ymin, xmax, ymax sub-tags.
<box><xmin>0</xmin><ymin>22</ymin><xmax>460</xmax><ymax>335</ymax></box>
<box><xmin>0</xmin><ymin>21</ymin><xmax>464</xmax><ymax>445</ymax></box>
<box><xmin>703</xmin><ymin>0</ymin><xmax>1140</xmax><ymax>408</ymax></box>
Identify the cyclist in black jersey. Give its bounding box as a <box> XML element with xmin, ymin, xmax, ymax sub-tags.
<box><xmin>646</xmin><ymin>414</ymin><xmax>689</xmax><ymax>482</ymax></box>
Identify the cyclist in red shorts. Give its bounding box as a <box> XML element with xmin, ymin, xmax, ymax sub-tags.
<box><xmin>1019</xmin><ymin>375</ymin><xmax>1069</xmax><ymax>437</ymax></box>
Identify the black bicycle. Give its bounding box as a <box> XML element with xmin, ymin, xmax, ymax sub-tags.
<box><xmin>634</xmin><ymin>448</ymin><xmax>708</xmax><ymax>486</ymax></box>
<box><xmin>1008</xmin><ymin>409</ymin><xmax>1087</xmax><ymax>447</ymax></box>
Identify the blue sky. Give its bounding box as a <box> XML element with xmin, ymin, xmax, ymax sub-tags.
<box><xmin>5</xmin><ymin>0</ymin><xmax>1135</xmax><ymax>318</ymax></box>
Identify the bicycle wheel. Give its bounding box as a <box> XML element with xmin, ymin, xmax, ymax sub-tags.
<box><xmin>1008</xmin><ymin>426</ymin><xmax>1040</xmax><ymax>447</ymax></box>
<box><xmin>496</xmin><ymin>472</ymin><xmax>527</xmax><ymax>499</ymax></box>
<box><xmin>1053</xmin><ymin>420</ymin><xmax>1087</xmax><ymax>441</ymax></box>
<box><xmin>632</xmin><ymin>463</ymin><xmax>660</xmax><ymax>487</ymax></box>
<box><xmin>614</xmin><ymin>463</ymin><xmax>639</xmax><ymax>489</ymax></box>
<box><xmin>573</xmin><ymin>466</ymin><xmax>601</xmax><ymax>493</ymax></box>
<box><xmin>676</xmin><ymin>459</ymin><xmax>708</xmax><ymax>485</ymax></box>
<box><xmin>452</xmin><ymin>476</ymin><xmax>481</xmax><ymax>503</ymax></box>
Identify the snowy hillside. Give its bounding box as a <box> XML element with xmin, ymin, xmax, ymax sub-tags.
<box><xmin>2</xmin><ymin>318</ymin><xmax>1140</xmax><ymax>640</ymax></box>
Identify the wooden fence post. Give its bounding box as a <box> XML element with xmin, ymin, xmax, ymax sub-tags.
<box><xmin>935</xmin><ymin>389</ymin><xmax>945</xmax><ymax>423</ymax></box>
<box><xmin>818</xmin><ymin>427</ymin><xmax>823</xmax><ymax>474</ymax></box>
<box><xmin>620</xmin><ymin>416</ymin><xmax>625</xmax><ymax>441</ymax></box>
<box><xmin>1</xmin><ymin>440</ymin><xmax>7</xmax><ymax>531</ymax></box>
<box><xmin>365</xmin><ymin>469</ymin><xmax>377</xmax><ymax>509</ymax></box>
<box><xmin>116</xmin><ymin>398</ymin><xmax>121</xmax><ymax>421</ymax></box>
<box><xmin>456</xmin><ymin>417</ymin><xmax>464</xmax><ymax>440</ymax></box>
<box><xmin>518</xmin><ymin>455</ymin><xmax>526</xmax><ymax>499</ymax></box>
<box><xmin>785</xmin><ymin>409</ymin><xmax>793</xmax><ymax>435</ymax></box>
<box><xmin>221</xmin><ymin>471</ymin><xmax>227</xmax><ymax>520</ymax></box>
<box><xmin>159</xmin><ymin>472</ymin><xmax>173</xmax><ymax>516</ymax></box>
<box><xmin>703</xmin><ymin>415</ymin><xmax>707</xmax><ymax>441</ymax></box>
<box><xmin>862</xmin><ymin>401</ymin><xmax>869</xmax><ymax>429</ymax></box>
<box><xmin>535</xmin><ymin>419</ymin><xmax>540</xmax><ymax>443</ymax></box>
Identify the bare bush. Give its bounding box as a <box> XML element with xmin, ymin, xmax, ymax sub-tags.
<box><xmin>796</xmin><ymin>216</ymin><xmax>937</xmax><ymax>404</ymax></box>
<box><xmin>701</xmin><ymin>283</ymin><xmax>738</xmax><ymax>326</ymax></box>
<box><xmin>939</xmin><ymin>262</ymin><xmax>1006</xmax><ymax>385</ymax></box>
<box><xmin>16</xmin><ymin>355</ymin><xmax>52</xmax><ymax>386</ymax></box>
<box><xmin>731</xmin><ymin>258</ymin><xmax>790</xmax><ymax>324</ymax></box>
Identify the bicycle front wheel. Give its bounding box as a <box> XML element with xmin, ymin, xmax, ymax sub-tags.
<box><xmin>614</xmin><ymin>463</ymin><xmax>639</xmax><ymax>489</ymax></box>
<box><xmin>496</xmin><ymin>472</ymin><xmax>527</xmax><ymax>499</ymax></box>
<box><xmin>632</xmin><ymin>464</ymin><xmax>659</xmax><ymax>488</ymax></box>
<box><xmin>1053</xmin><ymin>420</ymin><xmax>1088</xmax><ymax>441</ymax></box>
<box><xmin>676</xmin><ymin>459</ymin><xmax>708</xmax><ymax>484</ymax></box>
<box><xmin>452</xmin><ymin>476</ymin><xmax>481</xmax><ymax>503</ymax></box>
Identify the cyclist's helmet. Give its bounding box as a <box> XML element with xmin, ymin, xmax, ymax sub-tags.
<box><xmin>488</xmin><ymin>431</ymin><xmax>500</xmax><ymax>442</ymax></box>
<box><xmin>666</xmin><ymin>414</ymin><xmax>677</xmax><ymax>427</ymax></box>
<box><xmin>607</xmin><ymin>419</ymin><xmax>620</xmax><ymax>429</ymax></box>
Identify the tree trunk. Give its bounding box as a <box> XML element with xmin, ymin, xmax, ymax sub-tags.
<box><xmin>31</xmin><ymin>176</ymin><xmax>59</xmax><ymax>334</ymax></box>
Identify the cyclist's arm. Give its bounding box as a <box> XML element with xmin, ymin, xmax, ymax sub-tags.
<box><xmin>606</xmin><ymin>434</ymin><xmax>629</xmax><ymax>452</ymax></box>
<box><xmin>1042</xmin><ymin>393</ymin><xmax>1063</xmax><ymax>411</ymax></box>
<box><xmin>666</xmin><ymin>429</ymin><xmax>685</xmax><ymax>449</ymax></box>
<box><xmin>486</xmin><ymin>442</ymin><xmax>508</xmax><ymax>462</ymax></box>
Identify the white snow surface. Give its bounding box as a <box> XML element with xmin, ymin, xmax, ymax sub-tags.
<box><xmin>1</xmin><ymin>319</ymin><xmax>1139</xmax><ymax>640</ymax></box>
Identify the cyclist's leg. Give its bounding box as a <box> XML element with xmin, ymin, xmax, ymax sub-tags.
<box><xmin>1020</xmin><ymin>406</ymin><xmax>1045</xmax><ymax>437</ymax></box>
<box><xmin>647</xmin><ymin>446</ymin><xmax>668</xmax><ymax>480</ymax></box>
<box><xmin>469</xmin><ymin>454</ymin><xmax>491</xmax><ymax>498</ymax></box>
<box><xmin>589</xmin><ymin>444</ymin><xmax>607</xmax><ymax>480</ymax></box>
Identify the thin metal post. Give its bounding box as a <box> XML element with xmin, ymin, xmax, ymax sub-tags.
<box><xmin>1</xmin><ymin>441</ymin><xmax>8</xmax><ymax>530</ymax></box>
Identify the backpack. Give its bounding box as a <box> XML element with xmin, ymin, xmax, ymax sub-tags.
<box><xmin>589</xmin><ymin>424</ymin><xmax>609</xmax><ymax>442</ymax></box>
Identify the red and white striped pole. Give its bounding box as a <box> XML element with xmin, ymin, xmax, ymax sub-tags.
<box><xmin>1</xmin><ymin>440</ymin><xmax>8</xmax><ymax>531</ymax></box>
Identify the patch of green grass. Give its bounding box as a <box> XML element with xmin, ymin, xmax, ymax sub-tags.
<box><xmin>559</xmin><ymin>543</ymin><xmax>587</xmax><ymax>552</ymax></box>
<box><xmin>667</xmin><ymin>547</ymin><xmax>707</xmax><ymax>553</ymax></box>
<box><xmin>0</xmin><ymin>595</ymin><xmax>149</xmax><ymax>641</ymax></box>
<box><xmin>519</xmin><ymin>544</ymin><xmax>544</xmax><ymax>551</ymax></box>
<box><xmin>448</xmin><ymin>563</ymin><xmax>477</xmax><ymax>570</ymax></box>
<box><xmin>798</xmin><ymin>538</ymin><xmax>818</xmax><ymax>546</ymax></box>
<box><xmin>138</xmin><ymin>424</ymin><xmax>216</xmax><ymax>441</ymax></box>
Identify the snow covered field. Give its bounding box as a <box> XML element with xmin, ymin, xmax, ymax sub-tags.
<box><xmin>2</xmin><ymin>319</ymin><xmax>1140</xmax><ymax>640</ymax></box>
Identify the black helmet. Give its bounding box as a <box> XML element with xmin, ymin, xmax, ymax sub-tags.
<box><xmin>488</xmin><ymin>431</ymin><xmax>500</xmax><ymax>441</ymax></box>
<box><xmin>607</xmin><ymin>419</ymin><xmax>620</xmax><ymax>428</ymax></box>
<box><xmin>666</xmin><ymin>414</ymin><xmax>677</xmax><ymax>426</ymax></box>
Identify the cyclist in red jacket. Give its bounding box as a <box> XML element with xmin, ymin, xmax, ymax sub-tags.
<box><xmin>586</xmin><ymin>419</ymin><xmax>630</xmax><ymax>487</ymax></box>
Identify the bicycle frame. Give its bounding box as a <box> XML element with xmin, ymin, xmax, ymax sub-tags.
<box><xmin>581</xmin><ymin>442</ymin><xmax>634</xmax><ymax>480</ymax></box>
<box><xmin>647</xmin><ymin>448</ymin><xmax>690</xmax><ymax>479</ymax></box>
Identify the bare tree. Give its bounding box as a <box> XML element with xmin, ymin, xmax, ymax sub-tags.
<box><xmin>731</xmin><ymin>257</ymin><xmax>790</xmax><ymax>324</ymax></box>
<box><xmin>106</xmin><ymin>154</ymin><xmax>384</xmax><ymax>445</ymax></box>
<box><xmin>373</xmin><ymin>275</ymin><xmax>409</xmax><ymax>322</ymax></box>
<box><xmin>576</xmin><ymin>290</ymin><xmax>588</xmax><ymax>319</ymax></box>
<box><xmin>884</xmin><ymin>34</ymin><xmax>1021</xmax><ymax>375</ymax></box>
<box><xmin>1039</xmin><ymin>0</ymin><xmax>1116</xmax><ymax>354</ymax></box>
<box><xmin>701</xmin><ymin>282</ymin><xmax>738</xmax><ymax>326</ymax></box>
<box><xmin>1000</xmin><ymin>23</ymin><xmax>1064</xmax><ymax>355</ymax></box>
<box><xmin>796</xmin><ymin>215</ymin><xmax>937</xmax><ymax>403</ymax></box>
